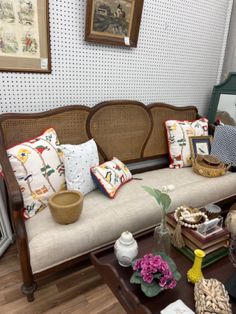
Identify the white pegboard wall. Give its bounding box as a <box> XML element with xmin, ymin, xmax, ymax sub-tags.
<box><xmin>0</xmin><ymin>0</ymin><xmax>232</xmax><ymax>115</ymax></box>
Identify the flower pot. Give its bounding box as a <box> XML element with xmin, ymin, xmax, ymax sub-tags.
<box><xmin>130</xmin><ymin>252</ymin><xmax>181</xmax><ymax>297</ymax></box>
<box><xmin>48</xmin><ymin>190</ymin><xmax>84</xmax><ymax>224</ymax></box>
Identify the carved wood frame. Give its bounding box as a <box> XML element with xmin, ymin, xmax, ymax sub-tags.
<box><xmin>85</xmin><ymin>0</ymin><xmax>144</xmax><ymax>47</ymax></box>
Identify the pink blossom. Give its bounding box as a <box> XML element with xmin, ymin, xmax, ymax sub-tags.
<box><xmin>133</xmin><ymin>259</ymin><xmax>142</xmax><ymax>270</ymax></box>
<box><xmin>158</xmin><ymin>261</ymin><xmax>169</xmax><ymax>273</ymax></box>
<box><xmin>159</xmin><ymin>276</ymin><xmax>168</xmax><ymax>288</ymax></box>
<box><xmin>143</xmin><ymin>273</ymin><xmax>153</xmax><ymax>283</ymax></box>
<box><xmin>132</xmin><ymin>253</ymin><xmax>177</xmax><ymax>290</ymax></box>
<box><xmin>168</xmin><ymin>279</ymin><xmax>176</xmax><ymax>289</ymax></box>
<box><xmin>150</xmin><ymin>256</ymin><xmax>162</xmax><ymax>270</ymax></box>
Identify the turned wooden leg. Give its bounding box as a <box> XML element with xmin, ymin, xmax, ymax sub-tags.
<box><xmin>21</xmin><ymin>282</ymin><xmax>37</xmax><ymax>302</ymax></box>
<box><xmin>12</xmin><ymin>210</ymin><xmax>37</xmax><ymax>302</ymax></box>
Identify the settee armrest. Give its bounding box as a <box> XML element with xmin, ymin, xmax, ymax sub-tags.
<box><xmin>0</xmin><ymin>144</ymin><xmax>24</xmax><ymax>213</ymax></box>
<box><xmin>0</xmin><ymin>142</ymin><xmax>29</xmax><ymax>245</ymax></box>
<box><xmin>0</xmin><ymin>133</ymin><xmax>34</xmax><ymax>295</ymax></box>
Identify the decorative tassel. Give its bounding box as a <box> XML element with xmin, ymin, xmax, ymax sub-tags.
<box><xmin>171</xmin><ymin>221</ymin><xmax>185</xmax><ymax>248</ymax></box>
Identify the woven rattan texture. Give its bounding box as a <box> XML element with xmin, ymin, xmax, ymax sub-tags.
<box><xmin>0</xmin><ymin>102</ymin><xmax>200</xmax><ymax>162</ymax></box>
<box><xmin>1</xmin><ymin>110</ymin><xmax>90</xmax><ymax>148</ymax></box>
<box><xmin>0</xmin><ymin>0</ymin><xmax>232</xmax><ymax>115</ymax></box>
<box><xmin>88</xmin><ymin>102</ymin><xmax>151</xmax><ymax>162</ymax></box>
<box><xmin>144</xmin><ymin>105</ymin><xmax>197</xmax><ymax>158</ymax></box>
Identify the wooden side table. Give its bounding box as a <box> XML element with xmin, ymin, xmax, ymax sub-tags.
<box><xmin>90</xmin><ymin>228</ymin><xmax>236</xmax><ymax>314</ymax></box>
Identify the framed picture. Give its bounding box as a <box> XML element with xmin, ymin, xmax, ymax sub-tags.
<box><xmin>189</xmin><ymin>136</ymin><xmax>212</xmax><ymax>161</ymax></box>
<box><xmin>0</xmin><ymin>0</ymin><xmax>51</xmax><ymax>73</ymax></box>
<box><xmin>85</xmin><ymin>0</ymin><xmax>144</xmax><ymax>47</ymax></box>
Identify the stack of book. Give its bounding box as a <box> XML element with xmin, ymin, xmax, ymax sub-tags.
<box><xmin>166</xmin><ymin>212</ymin><xmax>230</xmax><ymax>267</ymax></box>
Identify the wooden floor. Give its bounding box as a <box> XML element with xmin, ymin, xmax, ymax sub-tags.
<box><xmin>0</xmin><ymin>245</ymin><xmax>126</xmax><ymax>314</ymax></box>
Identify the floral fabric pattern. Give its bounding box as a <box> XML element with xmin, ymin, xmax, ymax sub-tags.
<box><xmin>165</xmin><ymin>118</ymin><xmax>208</xmax><ymax>168</ymax></box>
<box><xmin>91</xmin><ymin>157</ymin><xmax>132</xmax><ymax>198</ymax></box>
<box><xmin>7</xmin><ymin>128</ymin><xmax>65</xmax><ymax>219</ymax></box>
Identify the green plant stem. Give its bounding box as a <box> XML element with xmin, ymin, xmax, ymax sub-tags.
<box><xmin>161</xmin><ymin>208</ymin><xmax>166</xmax><ymax>226</ymax></box>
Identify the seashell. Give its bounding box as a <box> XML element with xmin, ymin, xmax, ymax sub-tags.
<box><xmin>194</xmin><ymin>278</ymin><xmax>232</xmax><ymax>314</ymax></box>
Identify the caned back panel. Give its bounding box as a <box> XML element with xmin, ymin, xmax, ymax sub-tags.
<box><xmin>0</xmin><ymin>107</ymin><xmax>90</xmax><ymax>148</ymax></box>
<box><xmin>0</xmin><ymin>102</ymin><xmax>199</xmax><ymax>163</ymax></box>
<box><xmin>88</xmin><ymin>101</ymin><xmax>152</xmax><ymax>162</ymax></box>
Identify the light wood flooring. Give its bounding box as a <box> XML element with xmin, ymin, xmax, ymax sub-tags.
<box><xmin>0</xmin><ymin>244</ymin><xmax>126</xmax><ymax>314</ymax></box>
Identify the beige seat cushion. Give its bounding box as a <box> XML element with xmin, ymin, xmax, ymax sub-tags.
<box><xmin>26</xmin><ymin>167</ymin><xmax>236</xmax><ymax>273</ymax></box>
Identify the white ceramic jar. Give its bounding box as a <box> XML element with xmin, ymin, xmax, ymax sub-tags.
<box><xmin>114</xmin><ymin>231</ymin><xmax>138</xmax><ymax>267</ymax></box>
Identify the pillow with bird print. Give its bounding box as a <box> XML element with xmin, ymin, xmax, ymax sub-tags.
<box><xmin>91</xmin><ymin>157</ymin><xmax>132</xmax><ymax>198</ymax></box>
<box><xmin>7</xmin><ymin>128</ymin><xmax>65</xmax><ymax>220</ymax></box>
<box><xmin>165</xmin><ymin>118</ymin><xmax>208</xmax><ymax>168</ymax></box>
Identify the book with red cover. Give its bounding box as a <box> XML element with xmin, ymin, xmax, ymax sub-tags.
<box><xmin>166</xmin><ymin>212</ymin><xmax>229</xmax><ymax>249</ymax></box>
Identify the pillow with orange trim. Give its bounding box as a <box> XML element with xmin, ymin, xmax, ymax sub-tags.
<box><xmin>7</xmin><ymin>128</ymin><xmax>65</xmax><ymax>219</ymax></box>
<box><xmin>90</xmin><ymin>157</ymin><xmax>132</xmax><ymax>198</ymax></box>
<box><xmin>165</xmin><ymin>118</ymin><xmax>208</xmax><ymax>168</ymax></box>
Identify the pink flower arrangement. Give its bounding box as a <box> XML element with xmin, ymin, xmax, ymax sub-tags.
<box><xmin>130</xmin><ymin>252</ymin><xmax>180</xmax><ymax>297</ymax></box>
<box><xmin>133</xmin><ymin>253</ymin><xmax>176</xmax><ymax>289</ymax></box>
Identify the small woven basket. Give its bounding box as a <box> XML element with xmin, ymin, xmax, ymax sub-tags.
<box><xmin>192</xmin><ymin>155</ymin><xmax>230</xmax><ymax>178</ymax></box>
<box><xmin>48</xmin><ymin>190</ymin><xmax>84</xmax><ymax>225</ymax></box>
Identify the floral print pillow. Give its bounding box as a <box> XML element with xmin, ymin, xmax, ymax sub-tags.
<box><xmin>165</xmin><ymin>118</ymin><xmax>208</xmax><ymax>168</ymax></box>
<box><xmin>7</xmin><ymin>128</ymin><xmax>65</xmax><ymax>219</ymax></box>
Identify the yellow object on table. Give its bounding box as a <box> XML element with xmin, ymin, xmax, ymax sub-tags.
<box><xmin>187</xmin><ymin>249</ymin><xmax>205</xmax><ymax>284</ymax></box>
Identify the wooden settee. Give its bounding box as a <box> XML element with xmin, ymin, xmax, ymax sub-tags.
<box><xmin>0</xmin><ymin>100</ymin><xmax>236</xmax><ymax>302</ymax></box>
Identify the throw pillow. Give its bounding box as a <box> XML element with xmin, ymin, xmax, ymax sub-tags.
<box><xmin>91</xmin><ymin>157</ymin><xmax>132</xmax><ymax>198</ymax></box>
<box><xmin>211</xmin><ymin>125</ymin><xmax>236</xmax><ymax>167</ymax></box>
<box><xmin>60</xmin><ymin>139</ymin><xmax>99</xmax><ymax>195</ymax></box>
<box><xmin>7</xmin><ymin>128</ymin><xmax>65</xmax><ymax>219</ymax></box>
<box><xmin>165</xmin><ymin>118</ymin><xmax>208</xmax><ymax>168</ymax></box>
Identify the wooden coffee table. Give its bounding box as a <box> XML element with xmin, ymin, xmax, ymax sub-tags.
<box><xmin>90</xmin><ymin>228</ymin><xmax>236</xmax><ymax>314</ymax></box>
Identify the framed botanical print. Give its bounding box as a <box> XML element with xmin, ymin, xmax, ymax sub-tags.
<box><xmin>189</xmin><ymin>136</ymin><xmax>212</xmax><ymax>161</ymax></box>
<box><xmin>85</xmin><ymin>0</ymin><xmax>144</xmax><ymax>47</ymax></box>
<box><xmin>0</xmin><ymin>0</ymin><xmax>51</xmax><ymax>72</ymax></box>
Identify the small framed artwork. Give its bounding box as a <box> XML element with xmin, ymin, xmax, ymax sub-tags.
<box><xmin>189</xmin><ymin>136</ymin><xmax>212</xmax><ymax>161</ymax></box>
<box><xmin>0</xmin><ymin>0</ymin><xmax>51</xmax><ymax>73</ymax></box>
<box><xmin>85</xmin><ymin>0</ymin><xmax>144</xmax><ymax>47</ymax></box>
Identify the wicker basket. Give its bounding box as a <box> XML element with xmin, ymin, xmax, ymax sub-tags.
<box><xmin>192</xmin><ymin>155</ymin><xmax>230</xmax><ymax>178</ymax></box>
<box><xmin>48</xmin><ymin>190</ymin><xmax>84</xmax><ymax>224</ymax></box>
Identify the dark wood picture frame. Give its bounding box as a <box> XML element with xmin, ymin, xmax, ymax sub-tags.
<box><xmin>208</xmin><ymin>72</ymin><xmax>236</xmax><ymax>124</ymax></box>
<box><xmin>85</xmin><ymin>0</ymin><xmax>144</xmax><ymax>47</ymax></box>
<box><xmin>189</xmin><ymin>136</ymin><xmax>212</xmax><ymax>161</ymax></box>
<box><xmin>0</xmin><ymin>0</ymin><xmax>51</xmax><ymax>73</ymax></box>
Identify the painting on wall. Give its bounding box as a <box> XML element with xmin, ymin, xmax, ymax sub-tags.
<box><xmin>85</xmin><ymin>0</ymin><xmax>144</xmax><ymax>47</ymax></box>
<box><xmin>0</xmin><ymin>0</ymin><xmax>50</xmax><ymax>72</ymax></box>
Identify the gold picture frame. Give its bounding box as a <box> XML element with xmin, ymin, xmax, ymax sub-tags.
<box><xmin>0</xmin><ymin>0</ymin><xmax>51</xmax><ymax>73</ymax></box>
<box><xmin>85</xmin><ymin>0</ymin><xmax>144</xmax><ymax>47</ymax></box>
<box><xmin>189</xmin><ymin>136</ymin><xmax>213</xmax><ymax>161</ymax></box>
